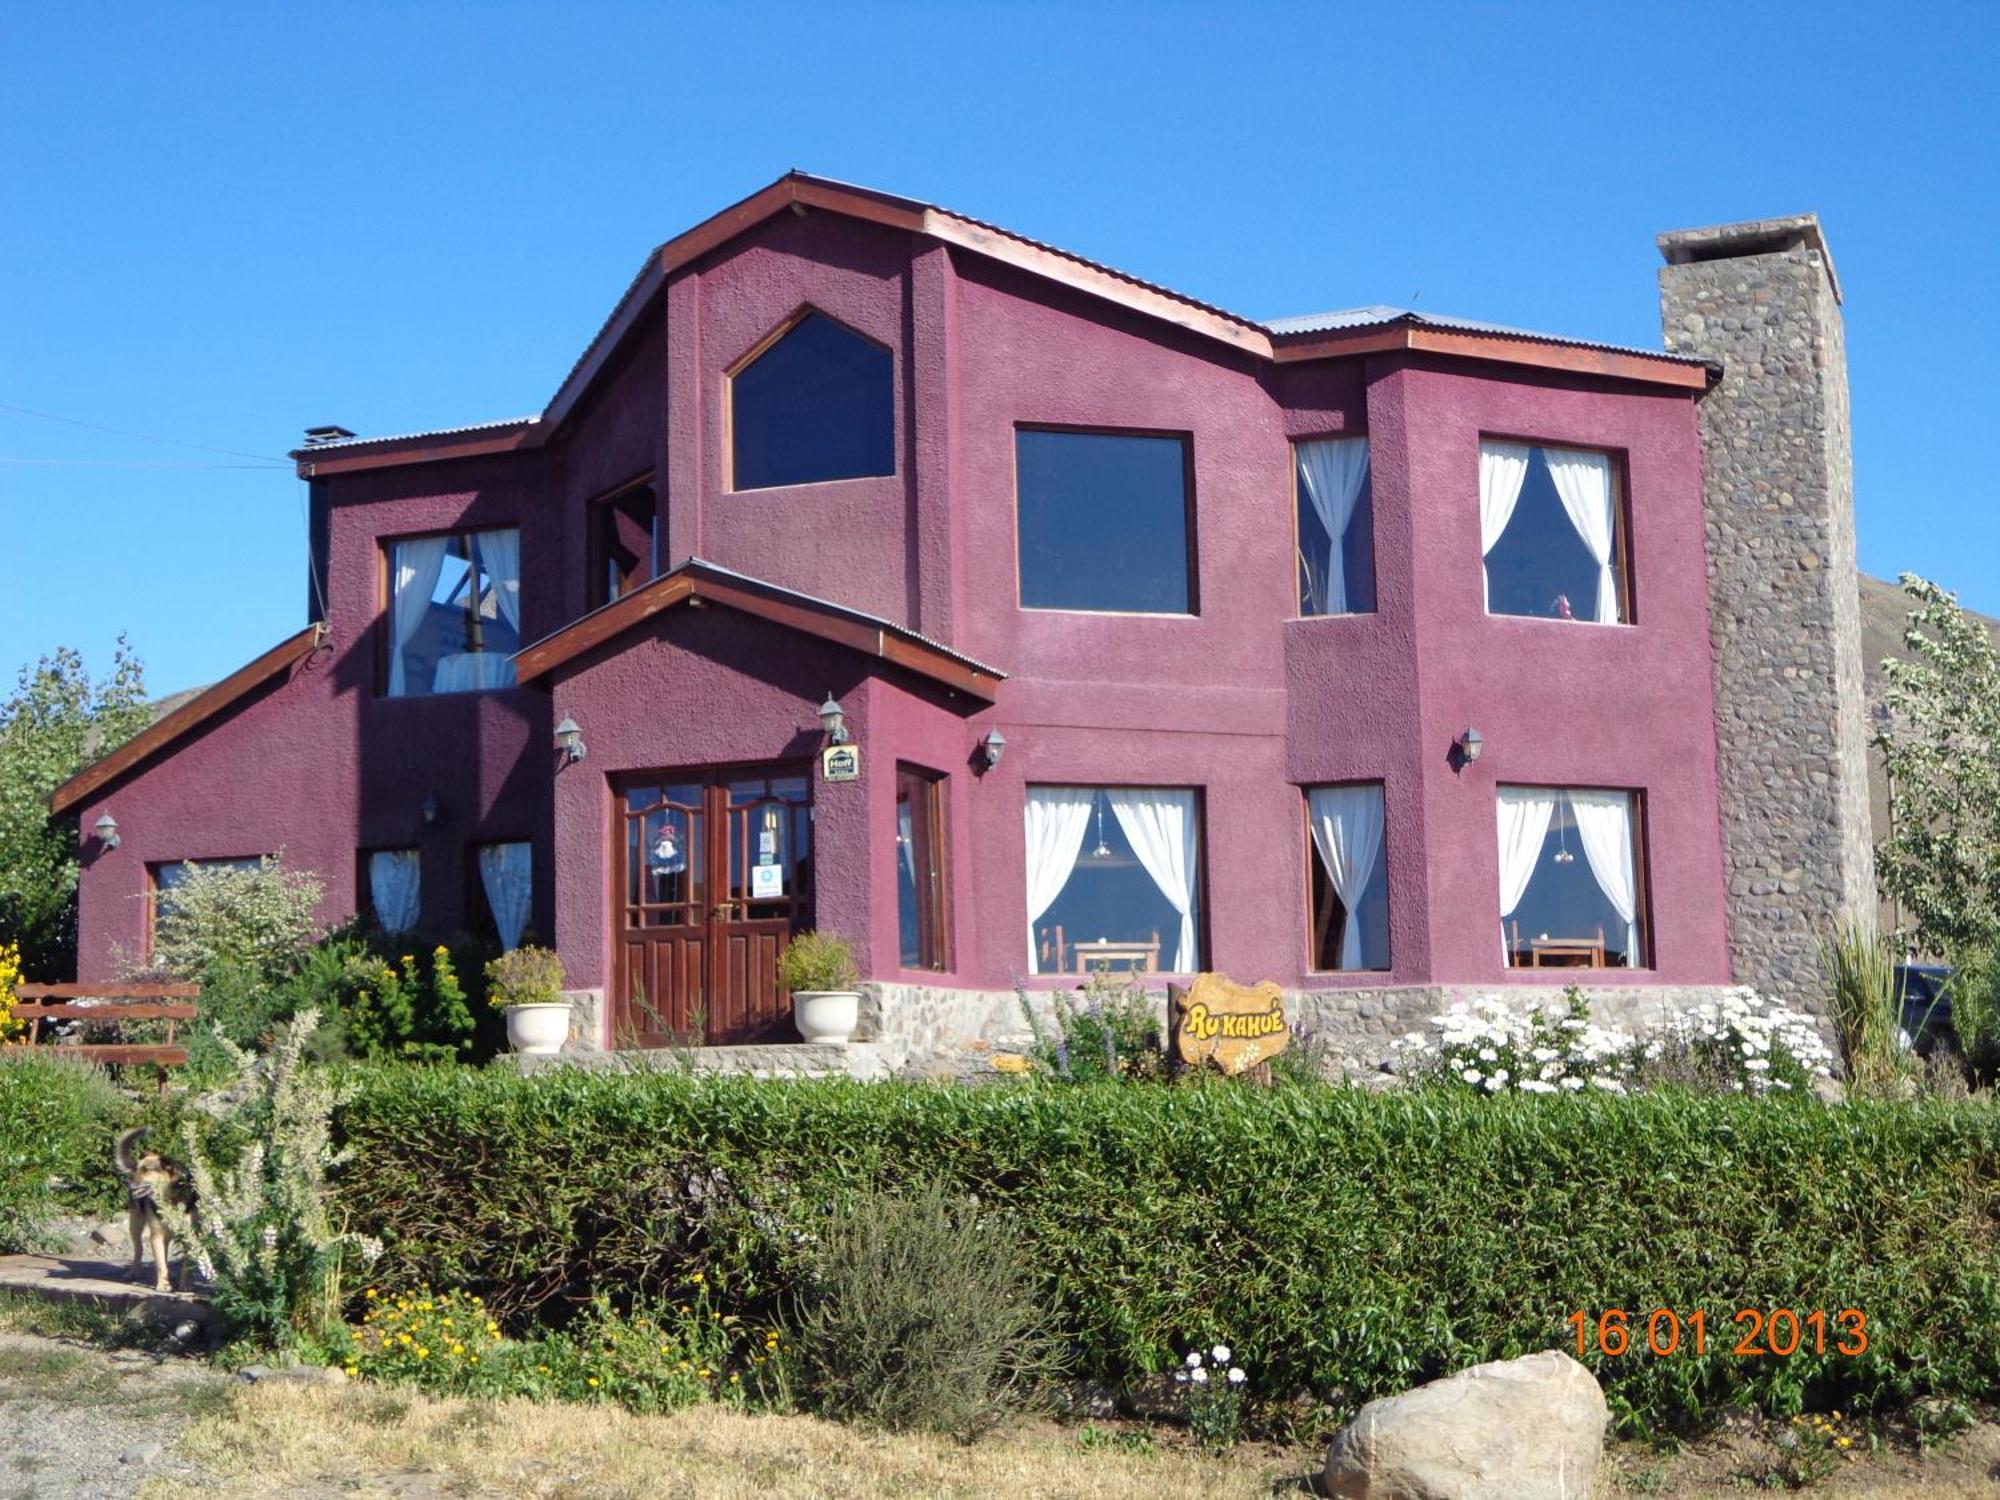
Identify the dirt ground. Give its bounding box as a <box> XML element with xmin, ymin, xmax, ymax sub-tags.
<box><xmin>1</xmin><ymin>1303</ymin><xmax>1996</xmax><ymax>1499</ymax></box>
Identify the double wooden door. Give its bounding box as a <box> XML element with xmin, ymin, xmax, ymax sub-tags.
<box><xmin>613</xmin><ymin>767</ymin><xmax>813</xmax><ymax>1046</ymax></box>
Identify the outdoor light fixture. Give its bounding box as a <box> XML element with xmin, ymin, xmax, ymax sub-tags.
<box><xmin>554</xmin><ymin>716</ymin><xmax>587</xmax><ymax>764</ymax></box>
<box><xmin>91</xmin><ymin>811</ymin><xmax>120</xmax><ymax>850</ymax></box>
<box><xmin>1455</xmin><ymin>727</ymin><xmax>1486</xmax><ymax>768</ymax></box>
<box><xmin>818</xmin><ymin>694</ymin><xmax>850</xmax><ymax>745</ymax></box>
<box><xmin>421</xmin><ymin>793</ymin><xmax>442</xmax><ymax>827</ymax></box>
<box><xmin>980</xmin><ymin>727</ymin><xmax>1007</xmax><ymax>770</ymax></box>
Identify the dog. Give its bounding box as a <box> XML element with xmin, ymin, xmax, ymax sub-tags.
<box><xmin>113</xmin><ymin>1127</ymin><xmax>197</xmax><ymax>1292</ymax></box>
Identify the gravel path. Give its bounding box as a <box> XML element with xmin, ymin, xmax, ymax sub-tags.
<box><xmin>0</xmin><ymin>1329</ymin><xmax>226</xmax><ymax>1500</ymax></box>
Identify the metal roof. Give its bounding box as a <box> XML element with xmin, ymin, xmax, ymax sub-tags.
<box><xmin>1264</xmin><ymin>305</ymin><xmax>1709</xmax><ymax>365</ymax></box>
<box><xmin>289</xmin><ymin>416</ymin><xmax>539</xmax><ymax>456</ymax></box>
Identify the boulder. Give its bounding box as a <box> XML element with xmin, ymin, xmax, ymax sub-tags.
<box><xmin>1323</xmin><ymin>1350</ymin><xmax>1606</xmax><ymax>1500</ymax></box>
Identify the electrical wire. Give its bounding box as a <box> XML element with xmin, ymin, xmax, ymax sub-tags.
<box><xmin>0</xmin><ymin>457</ymin><xmax>287</xmax><ymax>469</ymax></box>
<box><xmin>0</xmin><ymin>400</ymin><xmax>288</xmax><ymax>463</ymax></box>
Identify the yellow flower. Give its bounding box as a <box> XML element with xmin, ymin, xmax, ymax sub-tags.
<box><xmin>537</xmin><ymin>1364</ymin><xmax>550</xmax><ymax>1374</ymax></box>
<box><xmin>728</xmin><ymin>1374</ymin><xmax>740</xmax><ymax>1385</ymax></box>
<box><xmin>451</xmin><ymin>1344</ymin><xmax>465</xmax><ymax>1356</ymax></box>
<box><xmin>587</xmin><ymin>1377</ymin><xmax>600</xmax><ymax>1388</ymax></box>
<box><xmin>659</xmin><ymin>1345</ymin><xmax>671</xmax><ymax>1356</ymax></box>
<box><xmin>344</xmin><ymin>1365</ymin><xmax>358</xmax><ymax>1377</ymax></box>
<box><xmin>679</xmin><ymin>1304</ymin><xmax>690</xmax><ymax>1314</ymax></box>
<box><xmin>698</xmin><ymin>1368</ymin><xmax>711</xmax><ymax>1380</ymax></box>
<box><xmin>365</xmin><ymin>1288</ymin><xmax>379</xmax><ymax>1299</ymax></box>
<box><xmin>469</xmin><ymin>1355</ymin><xmax>479</xmax><ymax>1365</ymax></box>
<box><xmin>415</xmin><ymin>1348</ymin><xmax>429</xmax><ymax>1360</ymax></box>
<box><xmin>691</xmin><ymin>1272</ymin><xmax>705</xmax><ymax>1285</ymax></box>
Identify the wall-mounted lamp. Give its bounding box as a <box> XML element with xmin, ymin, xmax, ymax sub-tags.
<box><xmin>979</xmin><ymin>727</ymin><xmax>1007</xmax><ymax>770</ymax></box>
<box><xmin>421</xmin><ymin>793</ymin><xmax>443</xmax><ymax>828</ymax></box>
<box><xmin>555</xmin><ymin>715</ymin><xmax>587</xmax><ymax>764</ymax></box>
<box><xmin>818</xmin><ymin>693</ymin><xmax>850</xmax><ymax>745</ymax></box>
<box><xmin>91</xmin><ymin>811</ymin><xmax>120</xmax><ymax>850</ymax></box>
<box><xmin>1454</xmin><ymin>727</ymin><xmax>1485</xmax><ymax>770</ymax></box>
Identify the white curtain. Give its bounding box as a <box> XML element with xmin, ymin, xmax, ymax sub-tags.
<box><xmin>1495</xmin><ymin>786</ymin><xmax>1559</xmax><ymax>958</ymax></box>
<box><xmin>388</xmin><ymin>536</ymin><xmax>449</xmax><ymax>697</ymax></box>
<box><xmin>1107</xmin><ymin>788</ymin><xmax>1201</xmax><ymax>973</ymax></box>
<box><xmin>1296</xmin><ymin>437</ymin><xmax>1371</xmax><ymax>615</ymax></box>
<box><xmin>368</xmin><ymin>849</ymin><xmax>421</xmax><ymax>935</ymax></box>
<box><xmin>478</xmin><ymin>842</ymin><xmax>533</xmax><ymax>951</ymax></box>
<box><xmin>477</xmin><ymin>528</ymin><xmax>523</xmax><ymax>635</ymax></box>
<box><xmin>1307</xmin><ymin>784</ymin><xmax>1386</xmax><ymax>970</ymax></box>
<box><xmin>1542</xmin><ymin>448</ymin><xmax>1620</xmax><ymax>624</ymax></box>
<box><xmin>1024</xmin><ymin>789</ymin><xmax>1094</xmax><ymax>975</ymax></box>
<box><xmin>1570</xmin><ymin>790</ymin><xmax>1641</xmax><ymax>965</ymax></box>
<box><xmin>897</xmin><ymin>802</ymin><xmax>915</xmax><ymax>883</ymax></box>
<box><xmin>1478</xmin><ymin>441</ymin><xmax>1533</xmax><ymax>610</ymax></box>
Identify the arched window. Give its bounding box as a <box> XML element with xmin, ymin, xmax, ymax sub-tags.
<box><xmin>729</xmin><ymin>311</ymin><xmax>894</xmax><ymax>490</ymax></box>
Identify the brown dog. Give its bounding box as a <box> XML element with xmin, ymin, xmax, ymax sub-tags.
<box><xmin>113</xmin><ymin>1127</ymin><xmax>197</xmax><ymax>1292</ymax></box>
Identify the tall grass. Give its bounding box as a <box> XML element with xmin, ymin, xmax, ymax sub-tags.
<box><xmin>1819</xmin><ymin>920</ymin><xmax>1914</xmax><ymax>1092</ymax></box>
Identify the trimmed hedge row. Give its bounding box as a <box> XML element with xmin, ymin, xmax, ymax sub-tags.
<box><xmin>333</xmin><ymin>1069</ymin><xmax>2000</xmax><ymax>1434</ymax></box>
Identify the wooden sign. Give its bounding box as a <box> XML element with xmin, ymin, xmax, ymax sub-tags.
<box><xmin>820</xmin><ymin>745</ymin><xmax>860</xmax><ymax>782</ymax></box>
<box><xmin>1171</xmin><ymin>973</ymin><xmax>1290</xmax><ymax>1076</ymax></box>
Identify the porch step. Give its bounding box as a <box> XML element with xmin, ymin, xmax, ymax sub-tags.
<box><xmin>0</xmin><ymin>1253</ymin><xmax>219</xmax><ymax>1333</ymax></box>
<box><xmin>517</xmin><ymin>1040</ymin><xmax>897</xmax><ymax>1082</ymax></box>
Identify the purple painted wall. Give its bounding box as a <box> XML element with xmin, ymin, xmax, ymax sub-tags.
<box><xmin>73</xmin><ymin>200</ymin><xmax>1730</xmax><ymax>1004</ymax></box>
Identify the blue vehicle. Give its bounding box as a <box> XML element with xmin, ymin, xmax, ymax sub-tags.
<box><xmin>1894</xmin><ymin>964</ymin><xmax>1955</xmax><ymax>1055</ymax></box>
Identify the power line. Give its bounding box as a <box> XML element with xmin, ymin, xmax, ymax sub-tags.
<box><xmin>0</xmin><ymin>401</ymin><xmax>288</xmax><ymax>464</ymax></box>
<box><xmin>0</xmin><ymin>457</ymin><xmax>288</xmax><ymax>470</ymax></box>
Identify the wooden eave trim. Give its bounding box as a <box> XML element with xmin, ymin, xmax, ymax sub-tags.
<box><xmin>513</xmin><ymin>570</ymin><xmax>1001</xmax><ymax>701</ymax></box>
<box><xmin>50</xmin><ymin>624</ymin><xmax>326</xmax><ymax>815</ymax></box>
<box><xmin>1272</xmin><ymin>324</ymin><xmax>1712</xmax><ymax>390</ymax></box>
<box><xmin>294</xmin><ymin>426</ymin><xmax>539</xmax><ymax>478</ymax></box>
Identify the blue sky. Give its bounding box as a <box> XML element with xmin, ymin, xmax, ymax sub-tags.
<box><xmin>3</xmin><ymin>1</ymin><xmax>1995</xmax><ymax>696</ymax></box>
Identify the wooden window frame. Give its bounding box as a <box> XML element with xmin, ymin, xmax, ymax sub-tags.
<box><xmin>722</xmin><ymin>306</ymin><xmax>897</xmax><ymax>494</ymax></box>
<box><xmin>1478</xmin><ymin>435</ymin><xmax>1636</xmax><ymax>626</ymax></box>
<box><xmin>1289</xmin><ymin>432</ymin><xmax>1375</xmax><ymax>620</ymax></box>
<box><xmin>375</xmin><ymin>523</ymin><xmax>523</xmax><ymax>698</ymax></box>
<box><xmin>895</xmin><ymin>764</ymin><xmax>952</xmax><ymax>972</ymax></box>
<box><xmin>1012</xmin><ymin>424</ymin><xmax>1201</xmax><ymax>617</ymax></box>
<box><xmin>1496</xmin><ymin>785</ymin><xmax>1653</xmax><ymax>971</ymax></box>
<box><xmin>585</xmin><ymin>474</ymin><xmax>658</xmax><ymax>611</ymax></box>
<box><xmin>1300</xmin><ymin>781</ymin><xmax>1392</xmax><ymax>975</ymax></box>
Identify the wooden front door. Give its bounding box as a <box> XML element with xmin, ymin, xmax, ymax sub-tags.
<box><xmin>614</xmin><ymin>767</ymin><xmax>813</xmax><ymax>1046</ymax></box>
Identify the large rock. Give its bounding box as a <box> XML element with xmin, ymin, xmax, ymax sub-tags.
<box><xmin>1323</xmin><ymin>1349</ymin><xmax>1607</xmax><ymax>1500</ymax></box>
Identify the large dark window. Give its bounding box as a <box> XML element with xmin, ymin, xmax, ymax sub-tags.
<box><xmin>730</xmin><ymin>312</ymin><xmax>894</xmax><ymax>490</ymax></box>
<box><xmin>1016</xmin><ymin>429</ymin><xmax>1195</xmax><ymax>613</ymax></box>
<box><xmin>895</xmin><ymin>766</ymin><xmax>950</xmax><ymax>971</ymax></box>
<box><xmin>1026</xmin><ymin>786</ymin><xmax>1202</xmax><ymax>975</ymax></box>
<box><xmin>1480</xmin><ymin>441</ymin><xmax>1628</xmax><ymax>623</ymax></box>
<box><xmin>589</xmin><ymin>482</ymin><xmax>657</xmax><ymax>609</ymax></box>
<box><xmin>1498</xmin><ymin>787</ymin><xmax>1648</xmax><ymax>969</ymax></box>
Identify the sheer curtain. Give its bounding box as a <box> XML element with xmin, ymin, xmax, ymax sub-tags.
<box><xmin>1307</xmin><ymin>784</ymin><xmax>1386</xmax><ymax>970</ymax></box>
<box><xmin>475</xmin><ymin>529</ymin><xmax>522</xmax><ymax>688</ymax></box>
<box><xmin>897</xmin><ymin>802</ymin><xmax>916</xmax><ymax>883</ymax></box>
<box><xmin>1542</xmin><ymin>448</ymin><xmax>1620</xmax><ymax>623</ymax></box>
<box><xmin>368</xmin><ymin>849</ymin><xmax>421</xmax><ymax>935</ymax></box>
<box><xmin>1495</xmin><ymin>786</ymin><xmax>1558</xmax><ymax>959</ymax></box>
<box><xmin>388</xmin><ymin>536</ymin><xmax>449</xmax><ymax>697</ymax></box>
<box><xmin>1296</xmin><ymin>438</ymin><xmax>1371</xmax><ymax>615</ymax></box>
<box><xmin>1570</xmin><ymin>790</ymin><xmax>1641</xmax><ymax>965</ymax></box>
<box><xmin>478</xmin><ymin>842</ymin><xmax>533</xmax><ymax>952</ymax></box>
<box><xmin>1107</xmin><ymin>788</ymin><xmax>1200</xmax><ymax>973</ymax></box>
<box><xmin>1024</xmin><ymin>789</ymin><xmax>1093</xmax><ymax>975</ymax></box>
<box><xmin>1478</xmin><ymin>441</ymin><xmax>1533</xmax><ymax>611</ymax></box>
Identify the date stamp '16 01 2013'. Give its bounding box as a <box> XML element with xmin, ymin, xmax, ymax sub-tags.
<box><xmin>1568</xmin><ymin>1309</ymin><xmax>1869</xmax><ymax>1359</ymax></box>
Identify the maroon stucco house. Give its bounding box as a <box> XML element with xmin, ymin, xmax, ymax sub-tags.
<box><xmin>55</xmin><ymin>177</ymin><xmax>1870</xmax><ymax>1064</ymax></box>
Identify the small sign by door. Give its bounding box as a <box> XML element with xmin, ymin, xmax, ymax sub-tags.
<box><xmin>750</xmin><ymin>863</ymin><xmax>784</xmax><ymax>899</ymax></box>
<box><xmin>821</xmin><ymin>745</ymin><xmax>861</xmax><ymax>782</ymax></box>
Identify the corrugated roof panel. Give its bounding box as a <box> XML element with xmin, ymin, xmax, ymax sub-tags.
<box><xmin>1265</xmin><ymin>305</ymin><xmax>1710</xmax><ymax>365</ymax></box>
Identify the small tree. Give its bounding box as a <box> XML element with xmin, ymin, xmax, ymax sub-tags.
<box><xmin>0</xmin><ymin>640</ymin><xmax>149</xmax><ymax>978</ymax></box>
<box><xmin>1874</xmin><ymin>574</ymin><xmax>2000</xmax><ymax>958</ymax></box>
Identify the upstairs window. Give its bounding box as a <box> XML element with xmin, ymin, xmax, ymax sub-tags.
<box><xmin>589</xmin><ymin>482</ymin><xmax>657</xmax><ymax>609</ymax></box>
<box><xmin>1295</xmin><ymin>437</ymin><xmax>1376</xmax><ymax>615</ymax></box>
<box><xmin>1016</xmin><ymin>428</ymin><xmax>1195</xmax><ymax>614</ymax></box>
<box><xmin>729</xmin><ymin>311</ymin><xmax>894</xmax><ymax>490</ymax></box>
<box><xmin>385</xmin><ymin>528</ymin><xmax>521</xmax><ymax>697</ymax></box>
<box><xmin>1479</xmin><ymin>440</ymin><xmax>1628</xmax><ymax>623</ymax></box>
<box><xmin>1305</xmin><ymin>783</ymin><xmax>1390</xmax><ymax>971</ymax></box>
<box><xmin>1026</xmin><ymin>786</ymin><xmax>1202</xmax><ymax>976</ymax></box>
<box><xmin>1497</xmin><ymin>786</ymin><xmax>1647</xmax><ymax>969</ymax></box>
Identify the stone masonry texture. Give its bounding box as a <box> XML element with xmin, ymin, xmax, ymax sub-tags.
<box><xmin>1657</xmin><ymin>216</ymin><xmax>1876</xmax><ymax>1012</ymax></box>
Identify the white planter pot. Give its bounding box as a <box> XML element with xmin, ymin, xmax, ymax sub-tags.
<box><xmin>505</xmin><ymin>1002</ymin><xmax>574</xmax><ymax>1056</ymax></box>
<box><xmin>792</xmin><ymin>990</ymin><xmax>861</xmax><ymax>1045</ymax></box>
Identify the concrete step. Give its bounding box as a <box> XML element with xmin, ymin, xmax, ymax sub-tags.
<box><xmin>0</xmin><ymin>1253</ymin><xmax>218</xmax><ymax>1333</ymax></box>
<box><xmin>518</xmin><ymin>1040</ymin><xmax>897</xmax><ymax>1081</ymax></box>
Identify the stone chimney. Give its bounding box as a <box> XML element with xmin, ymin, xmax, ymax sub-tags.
<box><xmin>1657</xmin><ymin>215</ymin><xmax>1875</xmax><ymax>1011</ymax></box>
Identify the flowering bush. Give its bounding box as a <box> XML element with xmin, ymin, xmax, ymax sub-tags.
<box><xmin>485</xmin><ymin>945</ymin><xmax>567</xmax><ymax>1009</ymax></box>
<box><xmin>1017</xmin><ymin>971</ymin><xmax>1165</xmax><ymax>1081</ymax></box>
<box><xmin>338</xmin><ymin>942</ymin><xmax>478</xmax><ymax>1061</ymax></box>
<box><xmin>1400</xmin><ymin>985</ymin><xmax>1834</xmax><ymax>1097</ymax></box>
<box><xmin>0</xmin><ymin>942</ymin><xmax>23</xmax><ymax>1042</ymax></box>
<box><xmin>344</xmin><ymin>1285</ymin><xmax>504</xmax><ymax>1389</ymax></box>
<box><xmin>1173</xmin><ymin>1341</ymin><xmax>1249</xmax><ymax>1450</ymax></box>
<box><xmin>1399</xmin><ymin>987</ymin><xmax>1635</xmax><ymax>1095</ymax></box>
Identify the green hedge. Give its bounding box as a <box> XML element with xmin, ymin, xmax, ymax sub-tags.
<box><xmin>0</xmin><ymin>1055</ymin><xmax>127</xmax><ymax>1249</ymax></box>
<box><xmin>334</xmin><ymin>1069</ymin><xmax>2000</xmax><ymax>1434</ymax></box>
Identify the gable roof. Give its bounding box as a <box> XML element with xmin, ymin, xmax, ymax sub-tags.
<box><xmin>294</xmin><ymin>172</ymin><xmax>1716</xmax><ymax>475</ymax></box>
<box><xmin>49</xmin><ymin>624</ymin><xmax>326</xmax><ymax>815</ymax></box>
<box><xmin>513</xmin><ymin>558</ymin><xmax>1004</xmax><ymax>702</ymax></box>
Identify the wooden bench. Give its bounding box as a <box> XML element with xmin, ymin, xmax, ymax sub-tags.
<box><xmin>3</xmin><ymin>983</ymin><xmax>201</xmax><ymax>1093</ymax></box>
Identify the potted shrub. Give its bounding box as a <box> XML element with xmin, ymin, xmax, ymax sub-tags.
<box><xmin>487</xmin><ymin>946</ymin><xmax>571</xmax><ymax>1056</ymax></box>
<box><xmin>779</xmin><ymin>931</ymin><xmax>861</xmax><ymax>1044</ymax></box>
